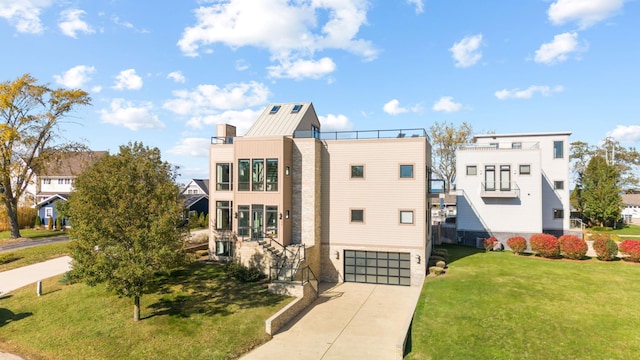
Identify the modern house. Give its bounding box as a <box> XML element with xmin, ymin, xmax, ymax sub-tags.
<box><xmin>31</xmin><ymin>151</ymin><xmax>107</xmax><ymax>226</ymax></box>
<box><xmin>455</xmin><ymin>132</ymin><xmax>571</xmax><ymax>247</ymax></box>
<box><xmin>622</xmin><ymin>193</ymin><xmax>640</xmax><ymax>224</ymax></box>
<box><xmin>181</xmin><ymin>179</ymin><xmax>209</xmax><ymax>218</ymax></box>
<box><xmin>209</xmin><ymin>102</ymin><xmax>432</xmax><ymax>287</ymax></box>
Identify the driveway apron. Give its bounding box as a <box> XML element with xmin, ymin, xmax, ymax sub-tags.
<box><xmin>242</xmin><ymin>282</ymin><xmax>423</xmax><ymax>360</ymax></box>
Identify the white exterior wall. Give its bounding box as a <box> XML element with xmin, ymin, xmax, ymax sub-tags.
<box><xmin>39</xmin><ymin>177</ymin><xmax>74</xmax><ymax>194</ymax></box>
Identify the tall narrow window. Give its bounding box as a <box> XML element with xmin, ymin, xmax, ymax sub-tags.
<box><xmin>251</xmin><ymin>205</ymin><xmax>264</xmax><ymax>239</ymax></box>
<box><xmin>553</xmin><ymin>141</ymin><xmax>564</xmax><ymax>158</ymax></box>
<box><xmin>238</xmin><ymin>159</ymin><xmax>250</xmax><ymax>191</ymax></box>
<box><xmin>485</xmin><ymin>165</ymin><xmax>495</xmax><ymax>191</ymax></box>
<box><xmin>312</xmin><ymin>125</ymin><xmax>320</xmax><ymax>139</ymax></box>
<box><xmin>252</xmin><ymin>159</ymin><xmax>264</xmax><ymax>191</ymax></box>
<box><xmin>216</xmin><ymin>163</ymin><xmax>231</xmax><ymax>190</ymax></box>
<box><xmin>216</xmin><ymin>201</ymin><xmax>232</xmax><ymax>230</ymax></box>
<box><xmin>500</xmin><ymin>165</ymin><xmax>511</xmax><ymax>191</ymax></box>
<box><xmin>266</xmin><ymin>206</ymin><xmax>278</xmax><ymax>236</ymax></box>
<box><xmin>237</xmin><ymin>206</ymin><xmax>250</xmax><ymax>237</ymax></box>
<box><xmin>266</xmin><ymin>159</ymin><xmax>278</xmax><ymax>191</ymax></box>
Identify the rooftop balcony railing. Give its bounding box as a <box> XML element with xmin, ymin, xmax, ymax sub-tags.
<box><xmin>459</xmin><ymin>141</ymin><xmax>539</xmax><ymax>151</ymax></box>
<box><xmin>293</xmin><ymin>128</ymin><xmax>429</xmax><ymax>141</ymax></box>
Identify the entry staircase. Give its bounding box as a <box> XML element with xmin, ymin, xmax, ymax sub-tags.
<box><xmin>255</xmin><ymin>233</ymin><xmax>306</xmax><ymax>282</ymax></box>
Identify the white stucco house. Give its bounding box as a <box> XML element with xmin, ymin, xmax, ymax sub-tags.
<box><xmin>455</xmin><ymin>132</ymin><xmax>572</xmax><ymax>247</ymax></box>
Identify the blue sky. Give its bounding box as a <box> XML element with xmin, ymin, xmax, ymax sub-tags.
<box><xmin>1</xmin><ymin>0</ymin><xmax>638</xmax><ymax>184</ymax></box>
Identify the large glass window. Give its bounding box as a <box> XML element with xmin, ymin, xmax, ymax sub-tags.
<box><xmin>266</xmin><ymin>206</ymin><xmax>278</xmax><ymax>236</ymax></box>
<box><xmin>251</xmin><ymin>205</ymin><xmax>264</xmax><ymax>240</ymax></box>
<box><xmin>216</xmin><ymin>163</ymin><xmax>231</xmax><ymax>190</ymax></box>
<box><xmin>237</xmin><ymin>206</ymin><xmax>250</xmax><ymax>237</ymax></box>
<box><xmin>553</xmin><ymin>141</ymin><xmax>564</xmax><ymax>158</ymax></box>
<box><xmin>485</xmin><ymin>165</ymin><xmax>495</xmax><ymax>191</ymax></box>
<box><xmin>266</xmin><ymin>159</ymin><xmax>278</xmax><ymax>191</ymax></box>
<box><xmin>252</xmin><ymin>159</ymin><xmax>264</xmax><ymax>191</ymax></box>
<box><xmin>400</xmin><ymin>164</ymin><xmax>414</xmax><ymax>178</ymax></box>
<box><xmin>238</xmin><ymin>159</ymin><xmax>250</xmax><ymax>191</ymax></box>
<box><xmin>351</xmin><ymin>165</ymin><xmax>364</xmax><ymax>179</ymax></box>
<box><xmin>216</xmin><ymin>201</ymin><xmax>232</xmax><ymax>230</ymax></box>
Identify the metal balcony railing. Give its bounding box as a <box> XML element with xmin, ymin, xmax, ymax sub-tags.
<box><xmin>480</xmin><ymin>182</ymin><xmax>520</xmax><ymax>198</ymax></box>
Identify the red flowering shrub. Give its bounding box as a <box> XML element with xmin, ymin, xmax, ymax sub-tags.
<box><xmin>619</xmin><ymin>239</ymin><xmax>640</xmax><ymax>262</ymax></box>
<box><xmin>558</xmin><ymin>235</ymin><xmax>588</xmax><ymax>260</ymax></box>
<box><xmin>483</xmin><ymin>237</ymin><xmax>499</xmax><ymax>252</ymax></box>
<box><xmin>592</xmin><ymin>236</ymin><xmax>618</xmax><ymax>261</ymax></box>
<box><xmin>506</xmin><ymin>236</ymin><xmax>527</xmax><ymax>255</ymax></box>
<box><xmin>529</xmin><ymin>233</ymin><xmax>560</xmax><ymax>258</ymax></box>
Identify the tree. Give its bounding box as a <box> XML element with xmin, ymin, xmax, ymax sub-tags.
<box><xmin>68</xmin><ymin>142</ymin><xmax>188</xmax><ymax>321</ymax></box>
<box><xmin>0</xmin><ymin>74</ymin><xmax>90</xmax><ymax>238</ymax></box>
<box><xmin>429</xmin><ymin>121</ymin><xmax>473</xmax><ymax>193</ymax></box>
<box><xmin>581</xmin><ymin>155</ymin><xmax>622</xmax><ymax>227</ymax></box>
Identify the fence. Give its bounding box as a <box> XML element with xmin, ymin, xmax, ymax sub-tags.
<box><xmin>0</xmin><ymin>207</ymin><xmax>37</xmax><ymax>232</ymax></box>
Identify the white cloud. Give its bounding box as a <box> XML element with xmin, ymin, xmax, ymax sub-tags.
<box><xmin>432</xmin><ymin>96</ymin><xmax>462</xmax><ymax>113</ymax></box>
<box><xmin>58</xmin><ymin>8</ymin><xmax>94</xmax><ymax>38</ymax></box>
<box><xmin>319</xmin><ymin>114</ymin><xmax>353</xmax><ymax>132</ymax></box>
<box><xmin>163</xmin><ymin>81</ymin><xmax>269</xmax><ymax>133</ymax></box>
<box><xmin>111</xmin><ymin>15</ymin><xmax>149</xmax><ymax>33</ymax></box>
<box><xmin>99</xmin><ymin>98</ymin><xmax>164</xmax><ymax>131</ymax></box>
<box><xmin>383</xmin><ymin>99</ymin><xmax>409</xmax><ymax>115</ymax></box>
<box><xmin>548</xmin><ymin>0</ymin><xmax>624</xmax><ymax>29</ymax></box>
<box><xmin>534</xmin><ymin>32</ymin><xmax>586</xmax><ymax>65</ymax></box>
<box><xmin>494</xmin><ymin>85</ymin><xmax>564</xmax><ymax>100</ymax></box>
<box><xmin>177</xmin><ymin>0</ymin><xmax>377</xmax><ymax>79</ymax></box>
<box><xmin>91</xmin><ymin>85</ymin><xmax>102</xmax><ymax>93</ymax></box>
<box><xmin>167</xmin><ymin>71</ymin><xmax>186</xmax><ymax>83</ymax></box>
<box><xmin>53</xmin><ymin>65</ymin><xmax>95</xmax><ymax>88</ymax></box>
<box><xmin>267</xmin><ymin>57</ymin><xmax>336</xmax><ymax>80</ymax></box>
<box><xmin>167</xmin><ymin>137</ymin><xmax>210</xmax><ymax>157</ymax></box>
<box><xmin>112</xmin><ymin>69</ymin><xmax>143</xmax><ymax>90</ymax></box>
<box><xmin>235</xmin><ymin>59</ymin><xmax>250</xmax><ymax>71</ymax></box>
<box><xmin>607</xmin><ymin>125</ymin><xmax>640</xmax><ymax>143</ymax></box>
<box><xmin>0</xmin><ymin>0</ymin><xmax>51</xmax><ymax>34</ymax></box>
<box><xmin>450</xmin><ymin>34</ymin><xmax>483</xmax><ymax>68</ymax></box>
<box><xmin>407</xmin><ymin>0</ymin><xmax>425</xmax><ymax>14</ymax></box>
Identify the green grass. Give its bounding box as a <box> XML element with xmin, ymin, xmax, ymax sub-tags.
<box><xmin>0</xmin><ymin>262</ymin><xmax>292</xmax><ymax>360</ymax></box>
<box><xmin>407</xmin><ymin>245</ymin><xmax>640</xmax><ymax>359</ymax></box>
<box><xmin>0</xmin><ymin>229</ymin><xmax>65</xmax><ymax>240</ymax></box>
<box><xmin>601</xmin><ymin>224</ymin><xmax>640</xmax><ymax>236</ymax></box>
<box><xmin>0</xmin><ymin>242</ymin><xmax>71</xmax><ymax>272</ymax></box>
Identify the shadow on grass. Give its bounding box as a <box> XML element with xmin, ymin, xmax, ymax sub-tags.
<box><xmin>0</xmin><ymin>308</ymin><xmax>32</xmax><ymax>327</ymax></box>
<box><xmin>146</xmin><ymin>262</ymin><xmax>289</xmax><ymax>319</ymax></box>
<box><xmin>433</xmin><ymin>244</ymin><xmax>484</xmax><ymax>264</ymax></box>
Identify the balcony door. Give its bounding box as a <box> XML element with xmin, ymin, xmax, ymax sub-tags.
<box><xmin>251</xmin><ymin>204</ymin><xmax>264</xmax><ymax>240</ymax></box>
<box><xmin>500</xmin><ymin>165</ymin><xmax>511</xmax><ymax>191</ymax></box>
<box><xmin>485</xmin><ymin>165</ymin><xmax>495</xmax><ymax>191</ymax></box>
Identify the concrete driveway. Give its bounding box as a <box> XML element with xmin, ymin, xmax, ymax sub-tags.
<box><xmin>242</xmin><ymin>282</ymin><xmax>423</xmax><ymax>360</ymax></box>
<box><xmin>0</xmin><ymin>256</ymin><xmax>72</xmax><ymax>295</ymax></box>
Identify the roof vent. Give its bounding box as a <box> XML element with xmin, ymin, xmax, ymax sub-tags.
<box><xmin>291</xmin><ymin>104</ymin><xmax>303</xmax><ymax>113</ymax></box>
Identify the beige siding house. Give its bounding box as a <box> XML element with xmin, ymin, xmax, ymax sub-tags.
<box><xmin>209</xmin><ymin>103</ymin><xmax>432</xmax><ymax>288</ymax></box>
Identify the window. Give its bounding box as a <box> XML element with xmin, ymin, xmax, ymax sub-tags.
<box><xmin>58</xmin><ymin>179</ymin><xmax>64</xmax><ymax>184</ymax></box>
<box><xmin>237</xmin><ymin>206</ymin><xmax>250</xmax><ymax>236</ymax></box>
<box><xmin>266</xmin><ymin>206</ymin><xmax>278</xmax><ymax>236</ymax></box>
<box><xmin>554</xmin><ymin>181</ymin><xmax>564</xmax><ymax>190</ymax></box>
<box><xmin>292</xmin><ymin>104</ymin><xmax>303</xmax><ymax>113</ymax></box>
<box><xmin>350</xmin><ymin>209</ymin><xmax>364</xmax><ymax>223</ymax></box>
<box><xmin>484</xmin><ymin>165</ymin><xmax>495</xmax><ymax>191</ymax></box>
<box><xmin>553</xmin><ymin>209</ymin><xmax>564</xmax><ymax>219</ymax></box>
<box><xmin>216</xmin><ymin>201</ymin><xmax>232</xmax><ymax>230</ymax></box>
<box><xmin>400</xmin><ymin>210</ymin><xmax>414</xmax><ymax>224</ymax></box>
<box><xmin>519</xmin><ymin>164</ymin><xmax>531</xmax><ymax>175</ymax></box>
<box><xmin>266</xmin><ymin>159</ymin><xmax>278</xmax><ymax>191</ymax></box>
<box><xmin>511</xmin><ymin>142</ymin><xmax>522</xmax><ymax>149</ymax></box>
<box><xmin>251</xmin><ymin>204</ymin><xmax>264</xmax><ymax>240</ymax></box>
<box><xmin>216</xmin><ymin>163</ymin><xmax>232</xmax><ymax>190</ymax></box>
<box><xmin>44</xmin><ymin>207</ymin><xmax>53</xmax><ymax>219</ymax></box>
<box><xmin>466</xmin><ymin>165</ymin><xmax>477</xmax><ymax>176</ymax></box>
<box><xmin>187</xmin><ymin>189</ymin><xmax>198</xmax><ymax>194</ymax></box>
<box><xmin>312</xmin><ymin>125</ymin><xmax>320</xmax><ymax>139</ymax></box>
<box><xmin>400</xmin><ymin>164</ymin><xmax>414</xmax><ymax>178</ymax></box>
<box><xmin>269</xmin><ymin>105</ymin><xmax>280</xmax><ymax>114</ymax></box>
<box><xmin>252</xmin><ymin>159</ymin><xmax>264</xmax><ymax>191</ymax></box>
<box><xmin>553</xmin><ymin>141</ymin><xmax>564</xmax><ymax>158</ymax></box>
<box><xmin>238</xmin><ymin>159</ymin><xmax>250</xmax><ymax>191</ymax></box>
<box><xmin>215</xmin><ymin>241</ymin><xmax>231</xmax><ymax>256</ymax></box>
<box><xmin>490</xmin><ymin>142</ymin><xmax>498</xmax><ymax>148</ymax></box>
<box><xmin>351</xmin><ymin>165</ymin><xmax>364</xmax><ymax>179</ymax></box>
<box><xmin>43</xmin><ymin>179</ymin><xmax>51</xmax><ymax>185</ymax></box>
<box><xmin>500</xmin><ymin>165</ymin><xmax>511</xmax><ymax>191</ymax></box>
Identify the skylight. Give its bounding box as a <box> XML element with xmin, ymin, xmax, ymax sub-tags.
<box><xmin>270</xmin><ymin>105</ymin><xmax>281</xmax><ymax>114</ymax></box>
<box><xmin>291</xmin><ymin>104</ymin><xmax>303</xmax><ymax>113</ymax></box>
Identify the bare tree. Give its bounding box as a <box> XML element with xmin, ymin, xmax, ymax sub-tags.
<box><xmin>429</xmin><ymin>121</ymin><xmax>473</xmax><ymax>193</ymax></box>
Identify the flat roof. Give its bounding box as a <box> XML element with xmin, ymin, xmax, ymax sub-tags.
<box><xmin>473</xmin><ymin>131</ymin><xmax>572</xmax><ymax>140</ymax></box>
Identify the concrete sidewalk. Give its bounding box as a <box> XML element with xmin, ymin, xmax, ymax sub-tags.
<box><xmin>0</xmin><ymin>256</ymin><xmax>72</xmax><ymax>295</ymax></box>
<box><xmin>242</xmin><ymin>282</ymin><xmax>422</xmax><ymax>360</ymax></box>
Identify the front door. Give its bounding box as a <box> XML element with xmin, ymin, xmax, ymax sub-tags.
<box><xmin>251</xmin><ymin>204</ymin><xmax>264</xmax><ymax>240</ymax></box>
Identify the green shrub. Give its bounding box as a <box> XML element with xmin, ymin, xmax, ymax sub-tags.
<box><xmin>224</xmin><ymin>262</ymin><xmax>265</xmax><ymax>282</ymax></box>
<box><xmin>430</xmin><ymin>255</ymin><xmax>445</xmax><ymax>263</ymax></box>
<box><xmin>55</xmin><ymin>217</ymin><xmax>61</xmax><ymax>230</ymax></box>
<box><xmin>59</xmin><ymin>270</ymin><xmax>82</xmax><ymax>285</ymax></box>
<box><xmin>0</xmin><ymin>252</ymin><xmax>18</xmax><ymax>265</ymax></box>
<box><xmin>591</xmin><ymin>226</ymin><xmax>613</xmax><ymax>232</ymax></box>
<box><xmin>47</xmin><ymin>216</ymin><xmax>53</xmax><ymax>230</ymax></box>
<box><xmin>432</xmin><ymin>249</ymin><xmax>449</xmax><ymax>260</ymax></box>
<box><xmin>35</xmin><ymin>215</ymin><xmax>42</xmax><ymax>227</ymax></box>
<box><xmin>593</xmin><ymin>236</ymin><xmax>618</xmax><ymax>261</ymax></box>
<box><xmin>507</xmin><ymin>236</ymin><xmax>527</xmax><ymax>255</ymax></box>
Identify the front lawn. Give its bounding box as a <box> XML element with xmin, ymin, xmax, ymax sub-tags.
<box><xmin>0</xmin><ymin>229</ymin><xmax>63</xmax><ymax>240</ymax></box>
<box><xmin>408</xmin><ymin>245</ymin><xmax>640</xmax><ymax>359</ymax></box>
<box><xmin>0</xmin><ymin>262</ymin><xmax>292</xmax><ymax>359</ymax></box>
<box><xmin>0</xmin><ymin>242</ymin><xmax>71</xmax><ymax>272</ymax></box>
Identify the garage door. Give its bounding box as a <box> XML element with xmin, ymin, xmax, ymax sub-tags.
<box><xmin>344</xmin><ymin>250</ymin><xmax>411</xmax><ymax>286</ymax></box>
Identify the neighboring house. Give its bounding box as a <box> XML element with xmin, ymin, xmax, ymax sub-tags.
<box><xmin>180</xmin><ymin>179</ymin><xmax>209</xmax><ymax>217</ymax></box>
<box><xmin>455</xmin><ymin>132</ymin><xmax>571</xmax><ymax>248</ymax></box>
<box><xmin>622</xmin><ymin>193</ymin><xmax>640</xmax><ymax>224</ymax></box>
<box><xmin>209</xmin><ymin>102</ymin><xmax>433</xmax><ymax>287</ymax></box>
<box><xmin>32</xmin><ymin>151</ymin><xmax>107</xmax><ymax>226</ymax></box>
<box><xmin>430</xmin><ymin>192</ymin><xmax>457</xmax><ymax>224</ymax></box>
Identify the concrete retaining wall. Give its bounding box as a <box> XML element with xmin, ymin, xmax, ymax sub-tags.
<box><xmin>265</xmin><ymin>281</ymin><xmax>318</xmax><ymax>335</ymax></box>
